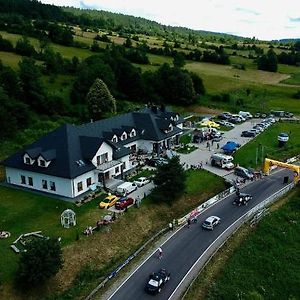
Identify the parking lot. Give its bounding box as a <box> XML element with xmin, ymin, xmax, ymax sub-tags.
<box><xmin>179</xmin><ymin>118</ymin><xmax>267</xmax><ymax>181</ymax></box>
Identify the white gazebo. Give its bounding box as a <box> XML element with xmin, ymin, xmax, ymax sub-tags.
<box><xmin>61</xmin><ymin>209</ymin><xmax>76</xmax><ymax>228</ymax></box>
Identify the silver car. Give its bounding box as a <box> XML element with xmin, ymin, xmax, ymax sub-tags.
<box><xmin>202</xmin><ymin>216</ymin><xmax>221</xmax><ymax>230</ymax></box>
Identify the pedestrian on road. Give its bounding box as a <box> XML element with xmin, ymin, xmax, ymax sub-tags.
<box><xmin>206</xmin><ymin>141</ymin><xmax>209</xmax><ymax>148</ymax></box>
<box><xmin>158</xmin><ymin>247</ymin><xmax>163</xmax><ymax>259</ymax></box>
<box><xmin>217</xmin><ymin>143</ymin><xmax>220</xmax><ymax>149</ymax></box>
<box><xmin>187</xmin><ymin>218</ymin><xmax>191</xmax><ymax>228</ymax></box>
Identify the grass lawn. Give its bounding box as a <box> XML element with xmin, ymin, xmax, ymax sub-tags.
<box><xmin>0</xmin><ymin>169</ymin><xmax>226</xmax><ymax>299</ymax></box>
<box><xmin>0</xmin><ymin>51</ymin><xmax>25</xmax><ymax>69</ymax></box>
<box><xmin>0</xmin><ymin>186</ymin><xmax>108</xmax><ymax>283</ymax></box>
<box><xmin>180</xmin><ymin>133</ymin><xmax>192</xmax><ymax>145</ymax></box>
<box><xmin>234</xmin><ymin>121</ymin><xmax>300</xmax><ymax>169</ymax></box>
<box><xmin>0</xmin><ymin>30</ymin><xmax>93</xmax><ymax>60</ymax></box>
<box><xmin>198</xmin><ymin>188</ymin><xmax>300</xmax><ymax>300</ymax></box>
<box><xmin>129</xmin><ymin>168</ymin><xmax>155</xmax><ymax>181</ymax></box>
<box><xmin>281</xmin><ymin>71</ymin><xmax>300</xmax><ymax>85</ymax></box>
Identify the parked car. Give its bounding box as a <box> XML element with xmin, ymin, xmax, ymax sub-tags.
<box><xmin>241</xmin><ymin>131</ymin><xmax>256</xmax><ymax>137</ymax></box>
<box><xmin>200</xmin><ymin>119</ymin><xmax>220</xmax><ymax>128</ymax></box>
<box><xmin>202</xmin><ymin>216</ymin><xmax>221</xmax><ymax>230</ymax></box>
<box><xmin>134</xmin><ymin>177</ymin><xmax>150</xmax><ymax>187</ymax></box>
<box><xmin>218</xmin><ymin>112</ymin><xmax>231</xmax><ymax>120</ymax></box>
<box><xmin>239</xmin><ymin>111</ymin><xmax>253</xmax><ymax>119</ymax></box>
<box><xmin>285</xmin><ymin>112</ymin><xmax>294</xmax><ymax>118</ymax></box>
<box><xmin>233</xmin><ymin>193</ymin><xmax>253</xmax><ymax>206</ymax></box>
<box><xmin>116</xmin><ymin>182</ymin><xmax>137</xmax><ymax>196</ymax></box>
<box><xmin>250</xmin><ymin>128</ymin><xmax>260</xmax><ymax>135</ymax></box>
<box><xmin>210</xmin><ymin>153</ymin><xmax>234</xmax><ymax>170</ymax></box>
<box><xmin>145</xmin><ymin>269</ymin><xmax>171</xmax><ymax>294</ymax></box>
<box><xmin>99</xmin><ymin>195</ymin><xmax>119</xmax><ymax>209</ymax></box>
<box><xmin>115</xmin><ymin>197</ymin><xmax>135</xmax><ymax>210</ymax></box>
<box><xmin>223</xmin><ymin>121</ymin><xmax>235</xmax><ymax>128</ymax></box>
<box><xmin>146</xmin><ymin>157</ymin><xmax>169</xmax><ymax>167</ymax></box>
<box><xmin>234</xmin><ymin>166</ymin><xmax>254</xmax><ymax>180</ymax></box>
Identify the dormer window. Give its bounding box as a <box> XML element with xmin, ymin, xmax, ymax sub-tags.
<box><xmin>120</xmin><ymin>132</ymin><xmax>127</xmax><ymax>141</ymax></box>
<box><xmin>130</xmin><ymin>129</ymin><xmax>136</xmax><ymax>137</ymax></box>
<box><xmin>112</xmin><ymin>135</ymin><xmax>118</xmax><ymax>143</ymax></box>
<box><xmin>39</xmin><ymin>159</ymin><xmax>46</xmax><ymax>167</ymax></box>
<box><xmin>23</xmin><ymin>153</ymin><xmax>34</xmax><ymax>165</ymax></box>
<box><xmin>165</xmin><ymin>123</ymin><xmax>173</xmax><ymax>133</ymax></box>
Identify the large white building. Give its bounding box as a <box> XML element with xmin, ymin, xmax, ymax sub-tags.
<box><xmin>3</xmin><ymin>107</ymin><xmax>183</xmax><ymax>199</ymax></box>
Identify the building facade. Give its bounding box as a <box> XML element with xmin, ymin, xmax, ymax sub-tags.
<box><xmin>3</xmin><ymin>107</ymin><xmax>183</xmax><ymax>199</ymax></box>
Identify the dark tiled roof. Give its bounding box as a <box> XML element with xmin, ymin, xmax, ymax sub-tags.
<box><xmin>3</xmin><ymin>124</ymin><xmax>95</xmax><ymax>179</ymax></box>
<box><xmin>26</xmin><ymin>147</ymin><xmax>42</xmax><ymax>158</ymax></box>
<box><xmin>41</xmin><ymin>149</ymin><xmax>56</xmax><ymax>161</ymax></box>
<box><xmin>80</xmin><ymin>136</ymin><xmax>104</xmax><ymax>160</ymax></box>
<box><xmin>3</xmin><ymin>107</ymin><xmax>182</xmax><ymax>179</ymax></box>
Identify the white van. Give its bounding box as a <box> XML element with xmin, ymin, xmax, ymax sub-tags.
<box><xmin>210</xmin><ymin>153</ymin><xmax>234</xmax><ymax>170</ymax></box>
<box><xmin>116</xmin><ymin>182</ymin><xmax>137</xmax><ymax>196</ymax></box>
<box><xmin>239</xmin><ymin>111</ymin><xmax>253</xmax><ymax>119</ymax></box>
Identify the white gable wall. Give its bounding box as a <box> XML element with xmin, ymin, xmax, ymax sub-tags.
<box><xmin>91</xmin><ymin>142</ymin><xmax>113</xmax><ymax>166</ymax></box>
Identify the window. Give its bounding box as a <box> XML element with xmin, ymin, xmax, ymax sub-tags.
<box><xmin>50</xmin><ymin>181</ymin><xmax>56</xmax><ymax>191</ymax></box>
<box><xmin>77</xmin><ymin>181</ymin><xmax>83</xmax><ymax>192</ymax></box>
<box><xmin>130</xmin><ymin>129</ymin><xmax>136</xmax><ymax>137</ymax></box>
<box><xmin>115</xmin><ymin>166</ymin><xmax>119</xmax><ymax>174</ymax></box>
<box><xmin>96</xmin><ymin>155</ymin><xmax>101</xmax><ymax>166</ymax></box>
<box><xmin>112</xmin><ymin>135</ymin><xmax>118</xmax><ymax>143</ymax></box>
<box><xmin>28</xmin><ymin>177</ymin><xmax>33</xmax><ymax>186</ymax></box>
<box><xmin>86</xmin><ymin>177</ymin><xmax>92</xmax><ymax>187</ymax></box>
<box><xmin>122</xmin><ymin>162</ymin><xmax>126</xmax><ymax>170</ymax></box>
<box><xmin>100</xmin><ymin>152</ymin><xmax>108</xmax><ymax>164</ymax></box>
<box><xmin>121</xmin><ymin>132</ymin><xmax>127</xmax><ymax>141</ymax></box>
<box><xmin>21</xmin><ymin>175</ymin><xmax>26</xmax><ymax>184</ymax></box>
<box><xmin>39</xmin><ymin>159</ymin><xmax>46</xmax><ymax>167</ymax></box>
<box><xmin>42</xmin><ymin>179</ymin><xmax>47</xmax><ymax>189</ymax></box>
<box><xmin>25</xmin><ymin>157</ymin><xmax>31</xmax><ymax>164</ymax></box>
<box><xmin>130</xmin><ymin>144</ymin><xmax>137</xmax><ymax>153</ymax></box>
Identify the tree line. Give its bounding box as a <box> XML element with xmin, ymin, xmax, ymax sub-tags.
<box><xmin>0</xmin><ymin>40</ymin><xmax>205</xmax><ymax>140</ymax></box>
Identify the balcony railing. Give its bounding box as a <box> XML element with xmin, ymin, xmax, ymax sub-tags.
<box><xmin>96</xmin><ymin>160</ymin><xmax>122</xmax><ymax>172</ymax></box>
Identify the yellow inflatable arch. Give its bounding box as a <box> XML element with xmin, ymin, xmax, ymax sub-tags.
<box><xmin>263</xmin><ymin>158</ymin><xmax>300</xmax><ymax>182</ymax></box>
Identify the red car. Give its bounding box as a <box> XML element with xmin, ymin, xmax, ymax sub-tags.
<box><xmin>115</xmin><ymin>197</ymin><xmax>135</xmax><ymax>210</ymax></box>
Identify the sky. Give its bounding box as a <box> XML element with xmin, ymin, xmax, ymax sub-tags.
<box><xmin>40</xmin><ymin>0</ymin><xmax>300</xmax><ymax>40</ymax></box>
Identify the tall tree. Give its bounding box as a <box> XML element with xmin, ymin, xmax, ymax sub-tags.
<box><xmin>15</xmin><ymin>238</ymin><xmax>63</xmax><ymax>288</ymax></box>
<box><xmin>19</xmin><ymin>57</ymin><xmax>47</xmax><ymax>113</ymax></box>
<box><xmin>152</xmin><ymin>156</ymin><xmax>186</xmax><ymax>204</ymax></box>
<box><xmin>18</xmin><ymin>57</ymin><xmax>47</xmax><ymax>113</ymax></box>
<box><xmin>173</xmin><ymin>52</ymin><xmax>185</xmax><ymax>68</ymax></box>
<box><xmin>86</xmin><ymin>78</ymin><xmax>116</xmax><ymax>120</ymax></box>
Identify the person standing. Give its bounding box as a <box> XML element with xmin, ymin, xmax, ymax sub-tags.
<box><xmin>187</xmin><ymin>218</ymin><xmax>191</xmax><ymax>228</ymax></box>
<box><xmin>158</xmin><ymin>247</ymin><xmax>163</xmax><ymax>259</ymax></box>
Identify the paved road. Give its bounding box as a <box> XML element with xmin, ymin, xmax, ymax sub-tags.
<box><xmin>105</xmin><ymin>168</ymin><xmax>293</xmax><ymax>300</ymax></box>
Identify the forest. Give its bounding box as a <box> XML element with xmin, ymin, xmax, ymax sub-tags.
<box><xmin>0</xmin><ymin>0</ymin><xmax>299</xmax><ymax>143</ymax></box>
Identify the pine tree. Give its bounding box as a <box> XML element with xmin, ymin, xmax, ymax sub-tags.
<box><xmin>16</xmin><ymin>238</ymin><xmax>63</xmax><ymax>288</ymax></box>
<box><xmin>86</xmin><ymin>78</ymin><xmax>116</xmax><ymax>120</ymax></box>
<box><xmin>152</xmin><ymin>156</ymin><xmax>186</xmax><ymax>204</ymax></box>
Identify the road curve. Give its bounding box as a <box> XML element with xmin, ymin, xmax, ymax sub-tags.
<box><xmin>104</xmin><ymin>169</ymin><xmax>293</xmax><ymax>300</ymax></box>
